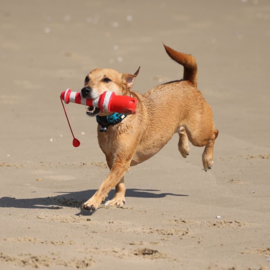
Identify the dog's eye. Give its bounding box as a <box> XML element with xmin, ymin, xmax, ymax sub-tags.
<box><xmin>102</xmin><ymin>77</ymin><xmax>111</xmax><ymax>83</ymax></box>
<box><xmin>85</xmin><ymin>76</ymin><xmax>90</xmax><ymax>83</ymax></box>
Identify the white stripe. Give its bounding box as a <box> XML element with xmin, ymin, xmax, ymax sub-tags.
<box><xmin>80</xmin><ymin>93</ymin><xmax>86</xmax><ymax>105</ymax></box>
<box><xmin>103</xmin><ymin>92</ymin><xmax>113</xmax><ymax>113</ymax></box>
<box><xmin>92</xmin><ymin>97</ymin><xmax>99</xmax><ymax>108</ymax></box>
<box><xmin>64</xmin><ymin>89</ymin><xmax>69</xmax><ymax>103</ymax></box>
<box><xmin>70</xmin><ymin>92</ymin><xmax>77</xmax><ymax>103</ymax></box>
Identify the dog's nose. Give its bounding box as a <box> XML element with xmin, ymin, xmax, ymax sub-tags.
<box><xmin>81</xmin><ymin>87</ymin><xmax>92</xmax><ymax>98</ymax></box>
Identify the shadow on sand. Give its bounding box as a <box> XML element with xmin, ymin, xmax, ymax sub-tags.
<box><xmin>0</xmin><ymin>189</ymin><xmax>188</xmax><ymax>215</ymax></box>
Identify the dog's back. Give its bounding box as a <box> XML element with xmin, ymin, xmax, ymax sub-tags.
<box><xmin>135</xmin><ymin>45</ymin><xmax>203</xmax><ymax>134</ymax></box>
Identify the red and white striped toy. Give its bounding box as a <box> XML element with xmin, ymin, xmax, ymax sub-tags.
<box><xmin>60</xmin><ymin>89</ymin><xmax>137</xmax><ymax>147</ymax></box>
<box><xmin>60</xmin><ymin>89</ymin><xmax>137</xmax><ymax>114</ymax></box>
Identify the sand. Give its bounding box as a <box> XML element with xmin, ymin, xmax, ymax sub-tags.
<box><xmin>0</xmin><ymin>0</ymin><xmax>270</xmax><ymax>269</ymax></box>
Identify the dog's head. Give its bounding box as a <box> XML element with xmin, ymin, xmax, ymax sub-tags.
<box><xmin>81</xmin><ymin>67</ymin><xmax>140</xmax><ymax>116</ymax></box>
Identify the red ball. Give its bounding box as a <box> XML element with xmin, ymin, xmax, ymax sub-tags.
<box><xmin>73</xmin><ymin>138</ymin><xmax>80</xmax><ymax>147</ymax></box>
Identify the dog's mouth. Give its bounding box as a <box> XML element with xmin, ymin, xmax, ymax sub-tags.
<box><xmin>86</xmin><ymin>106</ymin><xmax>100</xmax><ymax>116</ymax></box>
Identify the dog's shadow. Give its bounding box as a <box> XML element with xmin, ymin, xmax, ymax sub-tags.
<box><xmin>0</xmin><ymin>189</ymin><xmax>187</xmax><ymax>215</ymax></box>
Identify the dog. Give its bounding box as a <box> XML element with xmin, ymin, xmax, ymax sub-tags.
<box><xmin>80</xmin><ymin>44</ymin><xmax>219</xmax><ymax>211</ymax></box>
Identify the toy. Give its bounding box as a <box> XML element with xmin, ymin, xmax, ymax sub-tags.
<box><xmin>60</xmin><ymin>89</ymin><xmax>137</xmax><ymax>147</ymax></box>
<box><xmin>60</xmin><ymin>89</ymin><xmax>137</xmax><ymax>114</ymax></box>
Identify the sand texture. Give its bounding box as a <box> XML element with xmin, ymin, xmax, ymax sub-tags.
<box><xmin>0</xmin><ymin>0</ymin><xmax>270</xmax><ymax>269</ymax></box>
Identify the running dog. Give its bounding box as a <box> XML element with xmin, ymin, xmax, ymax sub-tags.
<box><xmin>80</xmin><ymin>44</ymin><xmax>219</xmax><ymax>211</ymax></box>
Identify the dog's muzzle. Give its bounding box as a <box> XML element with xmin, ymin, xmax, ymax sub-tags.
<box><xmin>81</xmin><ymin>87</ymin><xmax>92</xmax><ymax>98</ymax></box>
<box><xmin>81</xmin><ymin>87</ymin><xmax>101</xmax><ymax>116</ymax></box>
<box><xmin>86</xmin><ymin>106</ymin><xmax>100</xmax><ymax>116</ymax></box>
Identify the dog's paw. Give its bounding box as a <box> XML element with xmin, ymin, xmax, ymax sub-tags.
<box><xmin>179</xmin><ymin>147</ymin><xmax>190</xmax><ymax>158</ymax></box>
<box><xmin>178</xmin><ymin>142</ymin><xmax>190</xmax><ymax>158</ymax></box>
<box><xmin>105</xmin><ymin>196</ymin><xmax>126</xmax><ymax>207</ymax></box>
<box><xmin>82</xmin><ymin>197</ymin><xmax>101</xmax><ymax>211</ymax></box>
<box><xmin>202</xmin><ymin>156</ymin><xmax>214</xmax><ymax>171</ymax></box>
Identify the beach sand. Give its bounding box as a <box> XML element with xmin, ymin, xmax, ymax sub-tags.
<box><xmin>0</xmin><ymin>0</ymin><xmax>270</xmax><ymax>269</ymax></box>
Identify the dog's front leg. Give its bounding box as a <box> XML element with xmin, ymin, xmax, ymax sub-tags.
<box><xmin>105</xmin><ymin>176</ymin><xmax>126</xmax><ymax>207</ymax></box>
<box><xmin>82</xmin><ymin>162</ymin><xmax>129</xmax><ymax>211</ymax></box>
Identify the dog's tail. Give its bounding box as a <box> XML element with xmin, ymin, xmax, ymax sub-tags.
<box><xmin>163</xmin><ymin>44</ymin><xmax>198</xmax><ymax>87</ymax></box>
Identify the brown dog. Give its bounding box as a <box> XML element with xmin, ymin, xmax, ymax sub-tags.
<box><xmin>81</xmin><ymin>44</ymin><xmax>218</xmax><ymax>211</ymax></box>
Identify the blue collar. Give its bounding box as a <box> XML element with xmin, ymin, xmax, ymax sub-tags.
<box><xmin>96</xmin><ymin>113</ymin><xmax>127</xmax><ymax>132</ymax></box>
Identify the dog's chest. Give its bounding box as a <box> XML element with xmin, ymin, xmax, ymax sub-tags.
<box><xmin>98</xmin><ymin>131</ymin><xmax>114</xmax><ymax>155</ymax></box>
<box><xmin>97</xmin><ymin>126</ymin><xmax>128</xmax><ymax>156</ymax></box>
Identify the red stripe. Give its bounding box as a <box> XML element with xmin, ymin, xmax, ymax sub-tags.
<box><xmin>85</xmin><ymin>99</ymin><xmax>93</xmax><ymax>106</ymax></box>
<box><xmin>74</xmin><ymin>92</ymin><xmax>81</xmax><ymax>104</ymax></box>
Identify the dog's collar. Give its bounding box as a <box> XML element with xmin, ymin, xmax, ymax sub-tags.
<box><xmin>96</xmin><ymin>113</ymin><xmax>127</xmax><ymax>132</ymax></box>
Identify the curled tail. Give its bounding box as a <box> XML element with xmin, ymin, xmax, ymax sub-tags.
<box><xmin>163</xmin><ymin>44</ymin><xmax>198</xmax><ymax>87</ymax></box>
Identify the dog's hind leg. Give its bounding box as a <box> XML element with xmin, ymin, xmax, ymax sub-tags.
<box><xmin>202</xmin><ymin>129</ymin><xmax>219</xmax><ymax>171</ymax></box>
<box><xmin>105</xmin><ymin>176</ymin><xmax>126</xmax><ymax>207</ymax></box>
<box><xmin>185</xmin><ymin>120</ymin><xmax>219</xmax><ymax>171</ymax></box>
<box><xmin>178</xmin><ymin>126</ymin><xmax>190</xmax><ymax>158</ymax></box>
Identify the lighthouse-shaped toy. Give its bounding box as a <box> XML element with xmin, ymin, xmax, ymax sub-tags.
<box><xmin>60</xmin><ymin>89</ymin><xmax>137</xmax><ymax>147</ymax></box>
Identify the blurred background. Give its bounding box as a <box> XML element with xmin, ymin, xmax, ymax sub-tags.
<box><xmin>0</xmin><ymin>0</ymin><xmax>269</xmax><ymax>160</ymax></box>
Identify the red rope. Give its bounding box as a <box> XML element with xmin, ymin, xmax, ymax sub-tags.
<box><xmin>60</xmin><ymin>98</ymin><xmax>76</xmax><ymax>139</ymax></box>
<box><xmin>60</xmin><ymin>97</ymin><xmax>80</xmax><ymax>147</ymax></box>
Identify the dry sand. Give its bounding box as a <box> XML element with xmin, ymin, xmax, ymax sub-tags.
<box><xmin>0</xmin><ymin>0</ymin><xmax>270</xmax><ymax>269</ymax></box>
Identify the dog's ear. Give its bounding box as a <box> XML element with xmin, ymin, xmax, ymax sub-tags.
<box><xmin>122</xmin><ymin>67</ymin><xmax>140</xmax><ymax>89</ymax></box>
<box><xmin>133</xmin><ymin>66</ymin><xmax>140</xmax><ymax>77</ymax></box>
<box><xmin>122</xmin><ymin>67</ymin><xmax>140</xmax><ymax>88</ymax></box>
